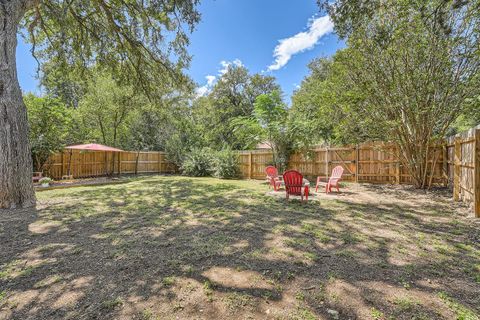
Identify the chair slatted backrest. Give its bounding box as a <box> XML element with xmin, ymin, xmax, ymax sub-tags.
<box><xmin>283</xmin><ymin>170</ymin><xmax>303</xmax><ymax>195</ymax></box>
<box><xmin>330</xmin><ymin>166</ymin><xmax>344</xmax><ymax>183</ymax></box>
<box><xmin>265</xmin><ymin>166</ymin><xmax>279</xmax><ymax>178</ymax></box>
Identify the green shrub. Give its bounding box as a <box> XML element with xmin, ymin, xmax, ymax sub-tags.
<box><xmin>213</xmin><ymin>149</ymin><xmax>240</xmax><ymax>179</ymax></box>
<box><xmin>181</xmin><ymin>148</ymin><xmax>241</xmax><ymax>179</ymax></box>
<box><xmin>181</xmin><ymin>148</ymin><xmax>214</xmax><ymax>177</ymax></box>
<box><xmin>39</xmin><ymin>177</ymin><xmax>53</xmax><ymax>185</ymax></box>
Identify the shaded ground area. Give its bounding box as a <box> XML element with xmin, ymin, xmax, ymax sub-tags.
<box><xmin>1</xmin><ymin>176</ymin><xmax>479</xmax><ymax>320</ymax></box>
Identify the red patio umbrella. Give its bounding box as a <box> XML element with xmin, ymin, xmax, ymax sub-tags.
<box><xmin>65</xmin><ymin>143</ymin><xmax>123</xmax><ymax>152</ymax></box>
<box><xmin>65</xmin><ymin>144</ymin><xmax>124</xmax><ymax>177</ymax></box>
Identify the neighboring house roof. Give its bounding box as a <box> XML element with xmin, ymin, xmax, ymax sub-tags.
<box><xmin>256</xmin><ymin>142</ymin><xmax>272</xmax><ymax>149</ymax></box>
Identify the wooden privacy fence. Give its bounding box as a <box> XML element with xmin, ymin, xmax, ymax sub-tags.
<box><xmin>445</xmin><ymin>125</ymin><xmax>480</xmax><ymax>217</ymax></box>
<box><xmin>45</xmin><ymin>150</ymin><xmax>177</xmax><ymax>179</ymax></box>
<box><xmin>237</xmin><ymin>143</ymin><xmax>445</xmax><ymax>185</ymax></box>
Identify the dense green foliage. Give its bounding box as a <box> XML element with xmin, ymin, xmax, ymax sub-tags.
<box><xmin>181</xmin><ymin>148</ymin><xmax>214</xmax><ymax>177</ymax></box>
<box><xmin>20</xmin><ymin>0</ymin><xmax>202</xmax><ymax>161</ymax></box>
<box><xmin>24</xmin><ymin>94</ymin><xmax>75</xmax><ymax>171</ymax></box>
<box><xmin>23</xmin><ymin>0</ymin><xmax>201</xmax><ymax>97</ymax></box>
<box><xmin>212</xmin><ymin>149</ymin><xmax>241</xmax><ymax>179</ymax></box>
<box><xmin>192</xmin><ymin>64</ymin><xmax>281</xmax><ymax>150</ymax></box>
<box><xmin>181</xmin><ymin>148</ymin><xmax>240</xmax><ymax>179</ymax></box>
<box><xmin>77</xmin><ymin>72</ymin><xmax>136</xmax><ymax>147</ymax></box>
<box><xmin>291</xmin><ymin>0</ymin><xmax>480</xmax><ymax>188</ymax></box>
<box><xmin>234</xmin><ymin>91</ymin><xmax>295</xmax><ymax>171</ymax></box>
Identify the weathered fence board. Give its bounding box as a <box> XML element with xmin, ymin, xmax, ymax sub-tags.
<box><xmin>446</xmin><ymin>125</ymin><xmax>480</xmax><ymax>217</ymax></box>
<box><xmin>46</xmin><ymin>151</ymin><xmax>177</xmax><ymax>179</ymax></box>
<box><xmin>237</xmin><ymin>144</ymin><xmax>445</xmax><ymax>185</ymax></box>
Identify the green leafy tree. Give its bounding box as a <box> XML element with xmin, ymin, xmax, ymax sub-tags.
<box><xmin>449</xmin><ymin>78</ymin><xmax>480</xmax><ymax>135</ymax></box>
<box><xmin>24</xmin><ymin>93</ymin><xmax>74</xmax><ymax>172</ymax></box>
<box><xmin>293</xmin><ymin>51</ymin><xmax>387</xmax><ymax>146</ymax></box>
<box><xmin>77</xmin><ymin>72</ymin><xmax>137</xmax><ymax>148</ymax></box>
<box><xmin>234</xmin><ymin>91</ymin><xmax>293</xmax><ymax>171</ymax></box>
<box><xmin>126</xmin><ymin>93</ymin><xmax>202</xmax><ymax>167</ymax></box>
<box><xmin>291</xmin><ymin>58</ymin><xmax>336</xmax><ymax>146</ymax></box>
<box><xmin>194</xmin><ymin>65</ymin><xmax>281</xmax><ymax>149</ymax></box>
<box><xmin>314</xmin><ymin>0</ymin><xmax>480</xmax><ymax>188</ymax></box>
<box><xmin>40</xmin><ymin>59</ymin><xmax>86</xmax><ymax>108</ymax></box>
<box><xmin>1</xmin><ymin>0</ymin><xmax>200</xmax><ymax>208</ymax></box>
<box><xmin>319</xmin><ymin>0</ymin><xmax>480</xmax><ymax>38</ymax></box>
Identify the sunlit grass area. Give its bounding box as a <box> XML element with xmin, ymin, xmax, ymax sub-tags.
<box><xmin>1</xmin><ymin>176</ymin><xmax>479</xmax><ymax>319</ymax></box>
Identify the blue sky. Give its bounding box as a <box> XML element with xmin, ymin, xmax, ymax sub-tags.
<box><xmin>17</xmin><ymin>0</ymin><xmax>343</xmax><ymax>102</ymax></box>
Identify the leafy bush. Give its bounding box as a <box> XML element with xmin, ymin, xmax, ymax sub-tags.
<box><xmin>181</xmin><ymin>148</ymin><xmax>241</xmax><ymax>179</ymax></box>
<box><xmin>213</xmin><ymin>149</ymin><xmax>240</xmax><ymax>179</ymax></box>
<box><xmin>181</xmin><ymin>148</ymin><xmax>214</xmax><ymax>177</ymax></box>
<box><xmin>39</xmin><ymin>177</ymin><xmax>53</xmax><ymax>185</ymax></box>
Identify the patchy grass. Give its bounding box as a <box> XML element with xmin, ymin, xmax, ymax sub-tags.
<box><xmin>370</xmin><ymin>307</ymin><xmax>385</xmax><ymax>319</ymax></box>
<box><xmin>438</xmin><ymin>291</ymin><xmax>479</xmax><ymax>320</ymax></box>
<box><xmin>161</xmin><ymin>276</ymin><xmax>176</xmax><ymax>287</ymax></box>
<box><xmin>224</xmin><ymin>292</ymin><xmax>255</xmax><ymax>312</ymax></box>
<box><xmin>0</xmin><ymin>290</ymin><xmax>7</xmax><ymax>306</ymax></box>
<box><xmin>0</xmin><ymin>175</ymin><xmax>479</xmax><ymax>319</ymax></box>
<box><xmin>393</xmin><ymin>295</ymin><xmax>419</xmax><ymax>312</ymax></box>
<box><xmin>101</xmin><ymin>297</ymin><xmax>124</xmax><ymax>311</ymax></box>
<box><xmin>203</xmin><ymin>280</ymin><xmax>215</xmax><ymax>302</ymax></box>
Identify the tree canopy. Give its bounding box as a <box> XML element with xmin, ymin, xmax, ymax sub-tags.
<box><xmin>191</xmin><ymin>64</ymin><xmax>281</xmax><ymax>150</ymax></box>
<box><xmin>0</xmin><ymin>0</ymin><xmax>202</xmax><ymax>208</ymax></box>
<box><xmin>22</xmin><ymin>0</ymin><xmax>201</xmax><ymax>93</ymax></box>
<box><xmin>295</xmin><ymin>0</ymin><xmax>480</xmax><ymax>188</ymax></box>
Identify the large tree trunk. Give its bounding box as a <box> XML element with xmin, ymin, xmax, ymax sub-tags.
<box><xmin>0</xmin><ymin>0</ymin><xmax>36</xmax><ymax>209</ymax></box>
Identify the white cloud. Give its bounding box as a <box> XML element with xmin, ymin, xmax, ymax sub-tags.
<box><xmin>196</xmin><ymin>59</ymin><xmax>244</xmax><ymax>97</ymax></box>
<box><xmin>206</xmin><ymin>75</ymin><xmax>216</xmax><ymax>86</ymax></box>
<box><xmin>268</xmin><ymin>15</ymin><xmax>333</xmax><ymax>71</ymax></box>
<box><xmin>219</xmin><ymin>62</ymin><xmax>229</xmax><ymax>75</ymax></box>
<box><xmin>195</xmin><ymin>85</ymin><xmax>210</xmax><ymax>97</ymax></box>
<box><xmin>195</xmin><ymin>59</ymin><xmax>243</xmax><ymax>98</ymax></box>
<box><xmin>195</xmin><ymin>74</ymin><xmax>216</xmax><ymax>97</ymax></box>
<box><xmin>219</xmin><ymin>59</ymin><xmax>243</xmax><ymax>75</ymax></box>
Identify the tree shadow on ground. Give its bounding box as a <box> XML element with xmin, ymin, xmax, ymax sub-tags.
<box><xmin>0</xmin><ymin>176</ymin><xmax>479</xmax><ymax>319</ymax></box>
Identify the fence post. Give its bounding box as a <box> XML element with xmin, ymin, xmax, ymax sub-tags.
<box><xmin>248</xmin><ymin>152</ymin><xmax>252</xmax><ymax>179</ymax></box>
<box><xmin>395</xmin><ymin>145</ymin><xmax>401</xmax><ymax>184</ymax></box>
<box><xmin>443</xmin><ymin>144</ymin><xmax>448</xmax><ymax>187</ymax></box>
<box><xmin>454</xmin><ymin>137</ymin><xmax>461</xmax><ymax>201</ymax></box>
<box><xmin>326</xmin><ymin>147</ymin><xmax>330</xmax><ymax>179</ymax></box>
<box><xmin>474</xmin><ymin>129</ymin><xmax>480</xmax><ymax>217</ymax></box>
<box><xmin>118</xmin><ymin>152</ymin><xmax>122</xmax><ymax>175</ymax></box>
<box><xmin>158</xmin><ymin>152</ymin><xmax>161</xmax><ymax>173</ymax></box>
<box><xmin>60</xmin><ymin>151</ymin><xmax>64</xmax><ymax>178</ymax></box>
<box><xmin>354</xmin><ymin>145</ymin><xmax>359</xmax><ymax>183</ymax></box>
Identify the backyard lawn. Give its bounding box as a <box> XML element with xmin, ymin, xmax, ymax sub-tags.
<box><xmin>1</xmin><ymin>176</ymin><xmax>479</xmax><ymax>320</ymax></box>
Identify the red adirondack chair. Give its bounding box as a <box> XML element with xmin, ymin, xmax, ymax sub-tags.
<box><xmin>283</xmin><ymin>170</ymin><xmax>308</xmax><ymax>201</ymax></box>
<box><xmin>316</xmin><ymin>166</ymin><xmax>344</xmax><ymax>193</ymax></box>
<box><xmin>265</xmin><ymin>166</ymin><xmax>282</xmax><ymax>191</ymax></box>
